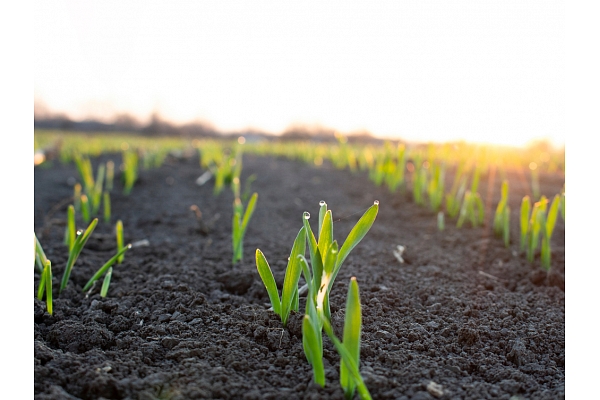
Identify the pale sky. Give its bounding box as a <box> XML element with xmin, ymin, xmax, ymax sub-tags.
<box><xmin>34</xmin><ymin>0</ymin><xmax>564</xmax><ymax>147</ymax></box>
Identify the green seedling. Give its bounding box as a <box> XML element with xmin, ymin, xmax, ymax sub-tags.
<box><xmin>105</xmin><ymin>160</ymin><xmax>114</xmax><ymax>192</ymax></box>
<box><xmin>36</xmin><ymin>260</ymin><xmax>53</xmax><ymax>315</ymax></box>
<box><xmin>526</xmin><ymin>196</ymin><xmax>548</xmax><ymax>263</ymax></box>
<box><xmin>34</xmin><ymin>233</ymin><xmax>48</xmax><ymax>273</ymax></box>
<box><xmin>64</xmin><ymin>205</ymin><xmax>76</xmax><ymax>251</ymax></box>
<box><xmin>122</xmin><ymin>150</ymin><xmax>139</xmax><ymax>195</ymax></box>
<box><xmin>116</xmin><ymin>220</ymin><xmax>125</xmax><ymax>263</ymax></box>
<box><xmin>493</xmin><ymin>180</ymin><xmax>510</xmax><ymax>247</ymax></box>
<box><xmin>427</xmin><ymin>163</ymin><xmax>445</xmax><ymax>212</ymax></box>
<box><xmin>60</xmin><ymin>218</ymin><xmax>98</xmax><ymax>293</ymax></box>
<box><xmin>540</xmin><ymin>194</ymin><xmax>560</xmax><ymax>271</ymax></box>
<box><xmin>80</xmin><ymin>194</ymin><xmax>91</xmax><ymax>223</ymax></box>
<box><xmin>412</xmin><ymin>165</ymin><xmax>428</xmax><ymax>206</ymax></box>
<box><xmin>232</xmin><ymin>192</ymin><xmax>258</xmax><ymax>264</ymax></box>
<box><xmin>74</xmin><ymin>153</ymin><xmax>95</xmax><ymax>195</ymax></box>
<box><xmin>321</xmin><ymin>278</ymin><xmax>371</xmax><ymax>400</ymax></box>
<box><xmin>82</xmin><ymin>244</ymin><xmax>132</xmax><ymax>295</ymax></box>
<box><xmin>520</xmin><ymin>196</ymin><xmax>531</xmax><ymax>252</ymax></box>
<box><xmin>445</xmin><ymin>175</ymin><xmax>467</xmax><ymax>219</ymax></box>
<box><xmin>103</xmin><ymin>191</ymin><xmax>111</xmax><ymax>223</ymax></box>
<box><xmin>456</xmin><ymin>191</ymin><xmax>484</xmax><ymax>228</ymax></box>
<box><xmin>303</xmin><ymin>200</ymin><xmax>379</xmax><ymax>321</ymax></box>
<box><xmin>90</xmin><ymin>163</ymin><xmax>105</xmax><ymax>215</ymax></box>
<box><xmin>255</xmin><ymin>226</ymin><xmax>306</xmax><ymax>327</ymax></box>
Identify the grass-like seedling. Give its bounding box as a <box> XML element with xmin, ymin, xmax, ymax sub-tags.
<box><xmin>493</xmin><ymin>180</ymin><xmax>510</xmax><ymax>247</ymax></box>
<box><xmin>103</xmin><ymin>191</ymin><xmax>111</xmax><ymax>223</ymax></box>
<box><xmin>82</xmin><ymin>244</ymin><xmax>132</xmax><ymax>296</ymax></box>
<box><xmin>35</xmin><ymin>233</ymin><xmax>53</xmax><ymax>315</ymax></box>
<box><xmin>445</xmin><ymin>168</ymin><xmax>467</xmax><ymax>219</ymax></box>
<box><xmin>60</xmin><ymin>218</ymin><xmax>98</xmax><ymax>293</ymax></box>
<box><xmin>456</xmin><ymin>191</ymin><xmax>484</xmax><ymax>228</ymax></box>
<box><xmin>122</xmin><ymin>150</ymin><xmax>139</xmax><ymax>195</ymax></box>
<box><xmin>65</xmin><ymin>205</ymin><xmax>76</xmax><ymax>251</ymax></box>
<box><xmin>232</xmin><ymin>190</ymin><xmax>258</xmax><ymax>264</ymax></box>
<box><xmin>116</xmin><ymin>220</ymin><xmax>125</xmax><ymax>264</ymax></box>
<box><xmin>255</xmin><ymin>226</ymin><xmax>306</xmax><ymax>327</ymax></box>
<box><xmin>520</xmin><ymin>196</ymin><xmax>531</xmax><ymax>252</ymax></box>
<box><xmin>412</xmin><ymin>165</ymin><xmax>428</xmax><ymax>206</ymax></box>
<box><xmin>427</xmin><ymin>163</ymin><xmax>445</xmax><ymax>212</ymax></box>
<box><xmin>321</xmin><ymin>278</ymin><xmax>371</xmax><ymax>399</ymax></box>
<box><xmin>80</xmin><ymin>194</ymin><xmax>91</xmax><ymax>223</ymax></box>
<box><xmin>34</xmin><ymin>233</ymin><xmax>48</xmax><ymax>273</ymax></box>
<box><xmin>302</xmin><ymin>200</ymin><xmax>379</xmax><ymax>321</ymax></box>
<box><xmin>540</xmin><ymin>194</ymin><xmax>560</xmax><ymax>271</ymax></box>
<box><xmin>91</xmin><ymin>163</ymin><xmax>105</xmax><ymax>215</ymax></box>
<box><xmin>525</xmin><ymin>196</ymin><xmax>548</xmax><ymax>263</ymax></box>
<box><xmin>37</xmin><ymin>260</ymin><xmax>53</xmax><ymax>315</ymax></box>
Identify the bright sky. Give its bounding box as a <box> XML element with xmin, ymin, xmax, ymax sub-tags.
<box><xmin>34</xmin><ymin>0</ymin><xmax>564</xmax><ymax>147</ymax></box>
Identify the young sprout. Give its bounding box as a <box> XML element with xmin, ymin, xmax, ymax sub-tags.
<box><xmin>493</xmin><ymin>180</ymin><xmax>510</xmax><ymax>247</ymax></box>
<box><xmin>116</xmin><ymin>220</ymin><xmax>125</xmax><ymax>263</ymax></box>
<box><xmin>456</xmin><ymin>191</ymin><xmax>484</xmax><ymax>228</ymax></box>
<box><xmin>520</xmin><ymin>196</ymin><xmax>531</xmax><ymax>252</ymax></box>
<box><xmin>60</xmin><ymin>218</ymin><xmax>98</xmax><ymax>293</ymax></box>
<box><xmin>427</xmin><ymin>163</ymin><xmax>445</xmax><ymax>212</ymax></box>
<box><xmin>122</xmin><ymin>150</ymin><xmax>139</xmax><ymax>195</ymax></box>
<box><xmin>34</xmin><ymin>233</ymin><xmax>48</xmax><ymax>273</ymax></box>
<box><xmin>103</xmin><ymin>191</ymin><xmax>111</xmax><ymax>223</ymax></box>
<box><xmin>80</xmin><ymin>194</ymin><xmax>91</xmax><ymax>223</ymax></box>
<box><xmin>91</xmin><ymin>163</ymin><xmax>105</xmax><ymax>215</ymax></box>
<box><xmin>64</xmin><ymin>205</ymin><xmax>76</xmax><ymax>251</ymax></box>
<box><xmin>526</xmin><ymin>196</ymin><xmax>548</xmax><ymax>263</ymax></box>
<box><xmin>37</xmin><ymin>260</ymin><xmax>53</xmax><ymax>315</ymax></box>
<box><xmin>540</xmin><ymin>194</ymin><xmax>560</xmax><ymax>272</ymax></box>
<box><xmin>255</xmin><ymin>226</ymin><xmax>306</xmax><ymax>327</ymax></box>
<box><xmin>321</xmin><ymin>278</ymin><xmax>371</xmax><ymax>400</ymax></box>
<box><xmin>232</xmin><ymin>191</ymin><xmax>258</xmax><ymax>264</ymax></box>
<box><xmin>302</xmin><ymin>200</ymin><xmax>379</xmax><ymax>321</ymax></box>
<box><xmin>82</xmin><ymin>244</ymin><xmax>132</xmax><ymax>295</ymax></box>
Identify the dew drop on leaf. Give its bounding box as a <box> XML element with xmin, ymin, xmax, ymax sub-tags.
<box><xmin>374</xmin><ymin>200</ymin><xmax>380</xmax><ymax>205</ymax></box>
<box><xmin>319</xmin><ymin>200</ymin><xmax>326</xmax><ymax>207</ymax></box>
<box><xmin>303</xmin><ymin>212</ymin><xmax>310</xmax><ymax>219</ymax></box>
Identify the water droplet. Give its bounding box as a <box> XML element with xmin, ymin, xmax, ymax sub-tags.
<box><xmin>374</xmin><ymin>200</ymin><xmax>380</xmax><ymax>205</ymax></box>
<box><xmin>76</xmin><ymin>230</ymin><xmax>83</xmax><ymax>236</ymax></box>
<box><xmin>303</xmin><ymin>212</ymin><xmax>310</xmax><ymax>219</ymax></box>
<box><xmin>319</xmin><ymin>200</ymin><xmax>326</xmax><ymax>207</ymax></box>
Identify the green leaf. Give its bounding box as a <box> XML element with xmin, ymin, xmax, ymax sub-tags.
<box><xmin>341</xmin><ymin>277</ymin><xmax>361</xmax><ymax>399</ymax></box>
<box><xmin>303</xmin><ymin>212</ymin><xmax>322</xmax><ymax>294</ymax></box>
<box><xmin>241</xmin><ymin>192</ymin><xmax>258</xmax><ymax>232</ymax></box>
<box><xmin>318</xmin><ymin>201</ymin><xmax>327</xmax><ymax>240</ymax></box>
<box><xmin>318</xmin><ymin>210</ymin><xmax>333</xmax><ymax>263</ymax></box>
<box><xmin>303</xmin><ymin>314</ymin><xmax>325</xmax><ymax>387</ymax></box>
<box><xmin>44</xmin><ymin>260</ymin><xmax>53</xmax><ymax>315</ymax></box>
<box><xmin>82</xmin><ymin>243</ymin><xmax>131</xmax><ymax>292</ymax></box>
<box><xmin>546</xmin><ymin>194</ymin><xmax>560</xmax><ymax>238</ymax></box>
<box><xmin>61</xmin><ymin>218</ymin><xmax>98</xmax><ymax>292</ymax></box>
<box><xmin>101</xmin><ymin>267</ymin><xmax>113</xmax><ymax>297</ymax></box>
<box><xmin>280</xmin><ymin>227</ymin><xmax>306</xmax><ymax>326</ymax></box>
<box><xmin>255</xmin><ymin>249</ymin><xmax>281</xmax><ymax>316</ymax></box>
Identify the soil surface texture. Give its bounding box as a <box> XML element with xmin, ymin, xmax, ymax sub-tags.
<box><xmin>34</xmin><ymin>151</ymin><xmax>565</xmax><ymax>400</ymax></box>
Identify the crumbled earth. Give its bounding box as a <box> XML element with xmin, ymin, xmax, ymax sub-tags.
<box><xmin>34</xmin><ymin>150</ymin><xmax>565</xmax><ymax>400</ymax></box>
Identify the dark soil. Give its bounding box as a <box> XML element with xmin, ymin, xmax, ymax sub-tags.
<box><xmin>34</xmin><ymin>151</ymin><xmax>565</xmax><ymax>400</ymax></box>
